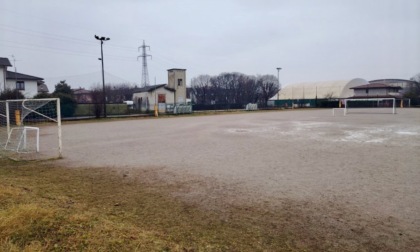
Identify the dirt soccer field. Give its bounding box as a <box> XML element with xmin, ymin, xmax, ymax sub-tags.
<box><xmin>59</xmin><ymin>108</ymin><xmax>420</xmax><ymax>249</ymax></box>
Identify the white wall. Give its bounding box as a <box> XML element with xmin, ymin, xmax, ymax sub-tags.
<box><xmin>5</xmin><ymin>79</ymin><xmax>38</xmax><ymax>98</ymax></box>
<box><xmin>0</xmin><ymin>66</ymin><xmax>6</xmax><ymax>92</ymax></box>
<box><xmin>354</xmin><ymin>88</ymin><xmax>389</xmax><ymax>97</ymax></box>
<box><xmin>167</xmin><ymin>69</ymin><xmax>187</xmax><ymax>104</ymax></box>
<box><xmin>132</xmin><ymin>87</ymin><xmax>175</xmax><ymax>112</ymax></box>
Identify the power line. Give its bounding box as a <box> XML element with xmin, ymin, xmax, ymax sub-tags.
<box><xmin>0</xmin><ymin>40</ymin><xmax>137</xmax><ymax>62</ymax></box>
<box><xmin>0</xmin><ymin>24</ymin><xmax>138</xmax><ymax>52</ymax></box>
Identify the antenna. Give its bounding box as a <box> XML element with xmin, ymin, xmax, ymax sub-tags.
<box><xmin>10</xmin><ymin>55</ymin><xmax>18</xmax><ymax>90</ymax></box>
<box><xmin>137</xmin><ymin>40</ymin><xmax>152</xmax><ymax>87</ymax></box>
<box><xmin>10</xmin><ymin>55</ymin><xmax>17</xmax><ymax>72</ymax></box>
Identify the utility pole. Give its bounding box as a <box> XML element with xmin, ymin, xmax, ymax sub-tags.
<box><xmin>94</xmin><ymin>35</ymin><xmax>110</xmax><ymax>118</ymax></box>
<box><xmin>276</xmin><ymin>67</ymin><xmax>282</xmax><ymax>100</ymax></box>
<box><xmin>138</xmin><ymin>40</ymin><xmax>152</xmax><ymax>87</ymax></box>
<box><xmin>11</xmin><ymin>55</ymin><xmax>18</xmax><ymax>98</ymax></box>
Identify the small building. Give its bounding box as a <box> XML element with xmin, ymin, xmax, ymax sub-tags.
<box><xmin>349</xmin><ymin>83</ymin><xmax>402</xmax><ymax>99</ymax></box>
<box><xmin>369</xmin><ymin>79</ymin><xmax>417</xmax><ymax>94</ymax></box>
<box><xmin>0</xmin><ymin>57</ymin><xmax>44</xmax><ymax>98</ymax></box>
<box><xmin>132</xmin><ymin>69</ymin><xmax>187</xmax><ymax>113</ymax></box>
<box><xmin>73</xmin><ymin>88</ymin><xmax>93</xmax><ymax>103</ymax></box>
<box><xmin>348</xmin><ymin>83</ymin><xmax>411</xmax><ymax>107</ymax></box>
<box><xmin>0</xmin><ymin>58</ymin><xmax>12</xmax><ymax>91</ymax></box>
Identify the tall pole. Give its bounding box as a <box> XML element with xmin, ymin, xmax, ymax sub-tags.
<box><xmin>11</xmin><ymin>55</ymin><xmax>18</xmax><ymax>98</ymax></box>
<box><xmin>276</xmin><ymin>67</ymin><xmax>281</xmax><ymax>100</ymax></box>
<box><xmin>95</xmin><ymin>35</ymin><xmax>110</xmax><ymax>118</ymax></box>
<box><xmin>100</xmin><ymin>40</ymin><xmax>106</xmax><ymax>118</ymax></box>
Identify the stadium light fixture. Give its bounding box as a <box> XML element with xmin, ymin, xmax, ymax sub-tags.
<box><xmin>95</xmin><ymin>35</ymin><xmax>110</xmax><ymax>118</ymax></box>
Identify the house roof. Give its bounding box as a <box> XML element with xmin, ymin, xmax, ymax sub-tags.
<box><xmin>37</xmin><ymin>82</ymin><xmax>49</xmax><ymax>93</ymax></box>
<box><xmin>6</xmin><ymin>71</ymin><xmax>43</xmax><ymax>81</ymax></box>
<box><xmin>0</xmin><ymin>57</ymin><xmax>12</xmax><ymax>67</ymax></box>
<box><xmin>73</xmin><ymin>88</ymin><xmax>92</xmax><ymax>95</ymax></box>
<box><xmin>167</xmin><ymin>68</ymin><xmax>186</xmax><ymax>71</ymax></box>
<box><xmin>348</xmin><ymin>94</ymin><xmax>403</xmax><ymax>99</ymax></box>
<box><xmin>350</xmin><ymin>83</ymin><xmax>402</xmax><ymax>90</ymax></box>
<box><xmin>370</xmin><ymin>78</ymin><xmax>417</xmax><ymax>84</ymax></box>
<box><xmin>133</xmin><ymin>84</ymin><xmax>175</xmax><ymax>93</ymax></box>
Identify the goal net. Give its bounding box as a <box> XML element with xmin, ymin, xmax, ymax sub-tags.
<box><xmin>0</xmin><ymin>98</ymin><xmax>62</xmax><ymax>159</ymax></box>
<box><xmin>344</xmin><ymin>98</ymin><xmax>396</xmax><ymax>115</ymax></box>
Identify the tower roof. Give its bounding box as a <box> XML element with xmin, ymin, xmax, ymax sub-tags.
<box><xmin>167</xmin><ymin>68</ymin><xmax>186</xmax><ymax>71</ymax></box>
<box><xmin>0</xmin><ymin>57</ymin><xmax>12</xmax><ymax>67</ymax></box>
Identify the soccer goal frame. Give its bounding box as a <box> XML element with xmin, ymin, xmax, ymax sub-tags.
<box><xmin>344</xmin><ymin>98</ymin><xmax>396</xmax><ymax>115</ymax></box>
<box><xmin>0</xmin><ymin>98</ymin><xmax>62</xmax><ymax>158</ymax></box>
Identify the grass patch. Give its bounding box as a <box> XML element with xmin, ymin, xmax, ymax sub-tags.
<box><xmin>0</xmin><ymin>156</ymin><xmax>414</xmax><ymax>251</ymax></box>
<box><xmin>0</xmin><ymin>157</ymin><xmax>295</xmax><ymax>251</ymax></box>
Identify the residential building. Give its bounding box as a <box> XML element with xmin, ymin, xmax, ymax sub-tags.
<box><xmin>73</xmin><ymin>88</ymin><xmax>93</xmax><ymax>103</ymax></box>
<box><xmin>0</xmin><ymin>57</ymin><xmax>44</xmax><ymax>98</ymax></box>
<box><xmin>349</xmin><ymin>83</ymin><xmax>403</xmax><ymax>99</ymax></box>
<box><xmin>132</xmin><ymin>69</ymin><xmax>187</xmax><ymax>113</ymax></box>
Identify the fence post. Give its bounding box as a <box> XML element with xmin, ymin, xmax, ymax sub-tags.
<box><xmin>57</xmin><ymin>98</ymin><xmax>63</xmax><ymax>158</ymax></box>
<box><xmin>6</xmin><ymin>101</ymin><xmax>10</xmax><ymax>138</ymax></box>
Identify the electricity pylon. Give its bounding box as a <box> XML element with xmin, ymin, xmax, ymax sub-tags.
<box><xmin>137</xmin><ymin>40</ymin><xmax>152</xmax><ymax>87</ymax></box>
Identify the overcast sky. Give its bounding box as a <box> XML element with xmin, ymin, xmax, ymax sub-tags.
<box><xmin>1</xmin><ymin>0</ymin><xmax>419</xmax><ymax>91</ymax></box>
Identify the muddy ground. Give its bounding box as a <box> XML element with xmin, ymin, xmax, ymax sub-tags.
<box><xmin>55</xmin><ymin>108</ymin><xmax>420</xmax><ymax>250</ymax></box>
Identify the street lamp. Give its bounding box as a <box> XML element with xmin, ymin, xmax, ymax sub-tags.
<box><xmin>95</xmin><ymin>35</ymin><xmax>110</xmax><ymax>118</ymax></box>
<box><xmin>276</xmin><ymin>67</ymin><xmax>282</xmax><ymax>100</ymax></box>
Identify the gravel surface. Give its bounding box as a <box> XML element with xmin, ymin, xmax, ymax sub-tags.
<box><xmin>58</xmin><ymin>108</ymin><xmax>420</xmax><ymax>248</ymax></box>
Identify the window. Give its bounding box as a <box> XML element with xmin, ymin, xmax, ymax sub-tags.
<box><xmin>365</xmin><ymin>89</ymin><xmax>369</xmax><ymax>94</ymax></box>
<box><xmin>178</xmin><ymin>79</ymin><xmax>183</xmax><ymax>86</ymax></box>
<box><xmin>16</xmin><ymin>81</ymin><xmax>25</xmax><ymax>90</ymax></box>
<box><xmin>158</xmin><ymin>94</ymin><xmax>166</xmax><ymax>103</ymax></box>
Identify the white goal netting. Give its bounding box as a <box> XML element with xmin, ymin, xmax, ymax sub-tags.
<box><xmin>344</xmin><ymin>98</ymin><xmax>396</xmax><ymax>115</ymax></box>
<box><xmin>0</xmin><ymin>98</ymin><xmax>62</xmax><ymax>159</ymax></box>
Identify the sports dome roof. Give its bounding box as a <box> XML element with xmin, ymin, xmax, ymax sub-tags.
<box><xmin>272</xmin><ymin>78</ymin><xmax>368</xmax><ymax>100</ymax></box>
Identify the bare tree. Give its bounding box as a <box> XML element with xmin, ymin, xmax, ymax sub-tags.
<box><xmin>191</xmin><ymin>75</ymin><xmax>211</xmax><ymax>104</ymax></box>
<box><xmin>407</xmin><ymin>73</ymin><xmax>420</xmax><ymax>98</ymax></box>
<box><xmin>105</xmin><ymin>83</ymin><xmax>136</xmax><ymax>103</ymax></box>
<box><xmin>241</xmin><ymin>75</ymin><xmax>259</xmax><ymax>104</ymax></box>
<box><xmin>90</xmin><ymin>86</ymin><xmax>104</xmax><ymax>118</ymax></box>
<box><xmin>323</xmin><ymin>92</ymin><xmax>334</xmax><ymax>100</ymax></box>
<box><xmin>256</xmin><ymin>75</ymin><xmax>280</xmax><ymax>106</ymax></box>
<box><xmin>191</xmin><ymin>72</ymin><xmax>278</xmax><ymax>107</ymax></box>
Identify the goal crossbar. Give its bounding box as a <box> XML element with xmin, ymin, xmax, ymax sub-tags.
<box><xmin>344</xmin><ymin>98</ymin><xmax>396</xmax><ymax>115</ymax></box>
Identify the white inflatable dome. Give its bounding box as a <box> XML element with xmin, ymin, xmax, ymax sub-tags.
<box><xmin>272</xmin><ymin>78</ymin><xmax>368</xmax><ymax>100</ymax></box>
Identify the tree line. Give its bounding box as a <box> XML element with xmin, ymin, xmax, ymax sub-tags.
<box><xmin>407</xmin><ymin>73</ymin><xmax>420</xmax><ymax>105</ymax></box>
<box><xmin>0</xmin><ymin>81</ymin><xmax>137</xmax><ymax>118</ymax></box>
<box><xmin>190</xmin><ymin>73</ymin><xmax>280</xmax><ymax>106</ymax></box>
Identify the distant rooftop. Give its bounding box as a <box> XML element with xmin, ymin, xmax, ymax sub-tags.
<box><xmin>133</xmin><ymin>84</ymin><xmax>175</xmax><ymax>93</ymax></box>
<box><xmin>0</xmin><ymin>57</ymin><xmax>12</xmax><ymax>67</ymax></box>
<box><xmin>167</xmin><ymin>68</ymin><xmax>186</xmax><ymax>71</ymax></box>
<box><xmin>6</xmin><ymin>71</ymin><xmax>43</xmax><ymax>81</ymax></box>
<box><xmin>351</xmin><ymin>83</ymin><xmax>402</xmax><ymax>90</ymax></box>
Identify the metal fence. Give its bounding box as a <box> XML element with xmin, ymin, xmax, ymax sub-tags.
<box><xmin>192</xmin><ymin>103</ymin><xmax>244</xmax><ymax>111</ymax></box>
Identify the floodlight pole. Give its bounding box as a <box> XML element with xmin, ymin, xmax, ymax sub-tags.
<box><xmin>276</xmin><ymin>67</ymin><xmax>282</xmax><ymax>100</ymax></box>
<box><xmin>95</xmin><ymin>35</ymin><xmax>110</xmax><ymax>118</ymax></box>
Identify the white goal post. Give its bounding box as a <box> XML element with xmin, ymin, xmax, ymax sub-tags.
<box><xmin>0</xmin><ymin>98</ymin><xmax>62</xmax><ymax>158</ymax></box>
<box><xmin>344</xmin><ymin>98</ymin><xmax>396</xmax><ymax>115</ymax></box>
